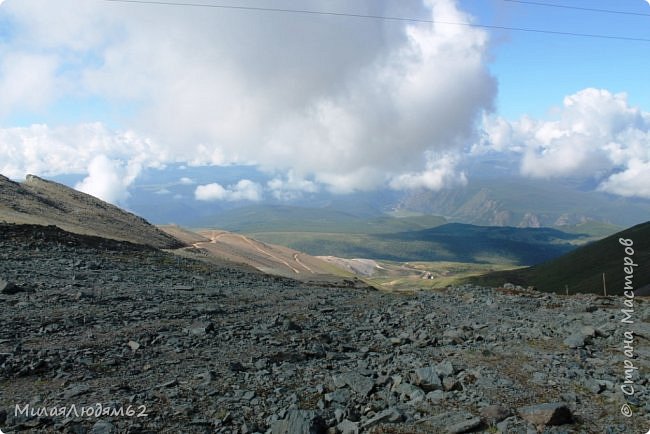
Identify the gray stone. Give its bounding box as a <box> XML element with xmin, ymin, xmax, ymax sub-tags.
<box><xmin>89</xmin><ymin>421</ymin><xmax>117</xmax><ymax>434</ymax></box>
<box><xmin>436</xmin><ymin>360</ymin><xmax>456</xmax><ymax>377</ymax></box>
<box><xmin>325</xmin><ymin>389</ymin><xmax>351</xmax><ymax>404</ymax></box>
<box><xmin>63</xmin><ymin>384</ymin><xmax>90</xmax><ymax>399</ymax></box>
<box><xmin>283</xmin><ymin>319</ymin><xmax>302</xmax><ymax>332</ymax></box>
<box><xmin>414</xmin><ymin>366</ymin><xmax>443</xmax><ymax>391</ymax></box>
<box><xmin>395</xmin><ymin>383</ymin><xmax>425</xmax><ymax>402</ymax></box>
<box><xmin>442</xmin><ymin>376</ymin><xmax>462</xmax><ymax>391</ymax></box>
<box><xmin>563</xmin><ymin>333</ymin><xmax>585</xmax><ymax>348</ymax></box>
<box><xmin>0</xmin><ymin>278</ymin><xmax>24</xmax><ymax>295</ymax></box>
<box><xmin>271</xmin><ymin>410</ymin><xmax>326</xmax><ymax>434</ymax></box>
<box><xmin>580</xmin><ymin>325</ymin><xmax>596</xmax><ymax>337</ymax></box>
<box><xmin>336</xmin><ymin>419</ymin><xmax>359</xmax><ymax>434</ymax></box>
<box><xmin>189</xmin><ymin>321</ymin><xmax>214</xmax><ymax>335</ymax></box>
<box><xmin>426</xmin><ymin>390</ymin><xmax>445</xmax><ymax>403</ymax></box>
<box><xmin>332</xmin><ymin>372</ymin><xmax>374</xmax><ymax>396</ymax></box>
<box><xmin>360</xmin><ymin>408</ymin><xmax>404</xmax><ymax>429</ymax></box>
<box><xmin>447</xmin><ymin>416</ymin><xmax>482</xmax><ymax>434</ymax></box>
<box><xmin>479</xmin><ymin>404</ymin><xmax>511</xmax><ymax>424</ymax></box>
<box><xmin>517</xmin><ymin>402</ymin><xmax>573</xmax><ymax>426</ymax></box>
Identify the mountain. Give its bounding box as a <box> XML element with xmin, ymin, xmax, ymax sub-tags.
<box><xmin>0</xmin><ymin>174</ymin><xmax>183</xmax><ymax>249</ymax></box>
<box><xmin>244</xmin><ymin>221</ymin><xmax>585</xmax><ymax>266</ymax></box>
<box><xmin>396</xmin><ymin>178</ymin><xmax>650</xmax><ymax>228</ymax></box>
<box><xmin>468</xmin><ymin>221</ymin><xmax>650</xmax><ymax>295</ymax></box>
<box><xmin>197</xmin><ymin>204</ymin><xmax>447</xmax><ymax>234</ymax></box>
<box><xmin>159</xmin><ymin>224</ymin><xmax>357</xmax><ymax>282</ymax></box>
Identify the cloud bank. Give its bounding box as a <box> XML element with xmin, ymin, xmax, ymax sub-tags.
<box><xmin>480</xmin><ymin>88</ymin><xmax>650</xmax><ymax>198</ymax></box>
<box><xmin>0</xmin><ymin>0</ymin><xmax>496</xmax><ymax>201</ymax></box>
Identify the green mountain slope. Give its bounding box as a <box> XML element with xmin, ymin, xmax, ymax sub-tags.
<box><xmin>467</xmin><ymin>221</ymin><xmax>650</xmax><ymax>294</ymax></box>
<box><xmin>198</xmin><ymin>204</ymin><xmax>447</xmax><ymax>234</ymax></box>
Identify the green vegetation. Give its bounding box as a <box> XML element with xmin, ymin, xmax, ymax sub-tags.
<box><xmin>467</xmin><ymin>221</ymin><xmax>650</xmax><ymax>295</ymax></box>
<box><xmin>252</xmin><ymin>223</ymin><xmax>585</xmax><ymax>266</ymax></box>
<box><xmin>200</xmin><ymin>204</ymin><xmax>447</xmax><ymax>234</ymax></box>
<box><xmin>552</xmin><ymin>220</ymin><xmax>622</xmax><ymax>241</ymax></box>
<box><xmin>363</xmin><ymin>260</ymin><xmax>521</xmax><ymax>291</ymax></box>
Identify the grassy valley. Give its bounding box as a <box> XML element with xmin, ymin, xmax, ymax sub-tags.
<box><xmin>204</xmin><ymin>205</ymin><xmax>589</xmax><ymax>266</ymax></box>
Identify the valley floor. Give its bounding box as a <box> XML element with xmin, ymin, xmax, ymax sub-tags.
<box><xmin>0</xmin><ymin>224</ymin><xmax>649</xmax><ymax>433</ymax></box>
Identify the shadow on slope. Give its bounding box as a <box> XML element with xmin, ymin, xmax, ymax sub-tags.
<box><xmin>467</xmin><ymin>221</ymin><xmax>650</xmax><ymax>295</ymax></box>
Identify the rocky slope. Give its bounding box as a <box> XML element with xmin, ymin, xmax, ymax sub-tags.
<box><xmin>0</xmin><ymin>174</ymin><xmax>183</xmax><ymax>249</ymax></box>
<box><xmin>1</xmin><ymin>223</ymin><xmax>648</xmax><ymax>433</ymax></box>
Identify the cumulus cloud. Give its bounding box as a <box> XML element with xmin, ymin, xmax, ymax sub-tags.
<box><xmin>75</xmin><ymin>155</ymin><xmax>140</xmax><ymax>204</ymax></box>
<box><xmin>598</xmin><ymin>159</ymin><xmax>650</xmax><ymax>198</ymax></box>
<box><xmin>0</xmin><ymin>0</ymin><xmax>496</xmax><ymax>194</ymax></box>
<box><xmin>389</xmin><ymin>153</ymin><xmax>467</xmax><ymax>190</ymax></box>
<box><xmin>195</xmin><ymin>180</ymin><xmax>262</xmax><ymax>202</ymax></box>
<box><xmin>267</xmin><ymin>171</ymin><xmax>319</xmax><ymax>200</ymax></box>
<box><xmin>0</xmin><ymin>123</ymin><xmax>164</xmax><ymax>179</ymax></box>
<box><xmin>481</xmin><ymin>88</ymin><xmax>650</xmax><ymax>198</ymax></box>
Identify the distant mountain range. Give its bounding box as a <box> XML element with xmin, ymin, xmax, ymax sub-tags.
<box><xmin>206</xmin><ymin>205</ymin><xmax>593</xmax><ymax>266</ymax></box>
<box><xmin>110</xmin><ymin>165</ymin><xmax>650</xmax><ymax>230</ymax></box>
<box><xmin>469</xmin><ymin>221</ymin><xmax>650</xmax><ymax>295</ymax></box>
<box><xmin>198</xmin><ymin>204</ymin><xmax>447</xmax><ymax>234</ymax></box>
<box><xmin>396</xmin><ymin>178</ymin><xmax>650</xmax><ymax>228</ymax></box>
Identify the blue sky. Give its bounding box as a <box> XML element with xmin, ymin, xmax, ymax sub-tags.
<box><xmin>460</xmin><ymin>0</ymin><xmax>650</xmax><ymax>118</ymax></box>
<box><xmin>0</xmin><ymin>0</ymin><xmax>649</xmax><ymax>204</ymax></box>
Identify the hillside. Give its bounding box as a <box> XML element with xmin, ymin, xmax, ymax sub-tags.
<box><xmin>468</xmin><ymin>221</ymin><xmax>650</xmax><ymax>295</ymax></box>
<box><xmin>3</xmin><ymin>222</ymin><xmax>648</xmax><ymax>432</ymax></box>
<box><xmin>0</xmin><ymin>174</ymin><xmax>183</xmax><ymax>249</ymax></box>
<box><xmin>397</xmin><ymin>178</ymin><xmax>650</xmax><ymax>228</ymax></box>
<box><xmin>159</xmin><ymin>225</ymin><xmax>357</xmax><ymax>282</ymax></box>
<box><xmin>251</xmin><ymin>223</ymin><xmax>585</xmax><ymax>266</ymax></box>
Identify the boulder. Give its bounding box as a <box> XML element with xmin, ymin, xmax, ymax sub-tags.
<box><xmin>0</xmin><ymin>278</ymin><xmax>25</xmax><ymax>295</ymax></box>
<box><xmin>414</xmin><ymin>366</ymin><xmax>443</xmax><ymax>391</ymax></box>
<box><xmin>271</xmin><ymin>410</ymin><xmax>326</xmax><ymax>434</ymax></box>
<box><xmin>517</xmin><ymin>402</ymin><xmax>573</xmax><ymax>426</ymax></box>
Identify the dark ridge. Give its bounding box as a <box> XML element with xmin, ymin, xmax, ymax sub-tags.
<box><xmin>0</xmin><ymin>222</ymin><xmax>157</xmax><ymax>252</ymax></box>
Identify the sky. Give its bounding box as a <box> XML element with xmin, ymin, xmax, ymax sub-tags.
<box><xmin>0</xmin><ymin>0</ymin><xmax>649</xmax><ymax>204</ymax></box>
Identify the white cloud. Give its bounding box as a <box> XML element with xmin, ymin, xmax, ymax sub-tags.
<box><xmin>0</xmin><ymin>53</ymin><xmax>60</xmax><ymax>117</ymax></box>
<box><xmin>267</xmin><ymin>171</ymin><xmax>319</xmax><ymax>200</ymax></box>
<box><xmin>194</xmin><ymin>183</ymin><xmax>227</xmax><ymax>201</ymax></box>
<box><xmin>0</xmin><ymin>0</ymin><xmax>495</xmax><ymax>194</ymax></box>
<box><xmin>0</xmin><ymin>123</ymin><xmax>163</xmax><ymax>179</ymax></box>
<box><xmin>75</xmin><ymin>155</ymin><xmax>140</xmax><ymax>204</ymax></box>
<box><xmin>0</xmin><ymin>123</ymin><xmax>166</xmax><ymax>204</ymax></box>
<box><xmin>195</xmin><ymin>179</ymin><xmax>262</xmax><ymax>202</ymax></box>
<box><xmin>179</xmin><ymin>177</ymin><xmax>194</xmax><ymax>185</ymax></box>
<box><xmin>480</xmin><ymin>88</ymin><xmax>650</xmax><ymax>198</ymax></box>
<box><xmin>389</xmin><ymin>153</ymin><xmax>468</xmax><ymax>190</ymax></box>
<box><xmin>598</xmin><ymin>159</ymin><xmax>650</xmax><ymax>198</ymax></box>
